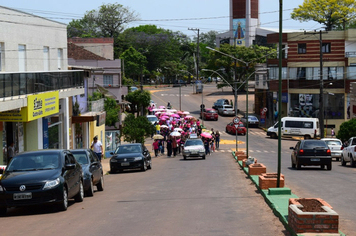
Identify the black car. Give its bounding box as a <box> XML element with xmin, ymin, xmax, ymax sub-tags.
<box><xmin>110</xmin><ymin>143</ymin><xmax>152</xmax><ymax>173</ymax></box>
<box><xmin>290</xmin><ymin>140</ymin><xmax>332</xmax><ymax>170</ymax></box>
<box><xmin>0</xmin><ymin>150</ymin><xmax>84</xmax><ymax>215</ymax></box>
<box><xmin>212</xmin><ymin>99</ymin><xmax>229</xmax><ymax>110</ymax></box>
<box><xmin>71</xmin><ymin>149</ymin><xmax>104</xmax><ymax>197</ymax></box>
<box><xmin>173</xmin><ymin>79</ymin><xmax>187</xmax><ymax>87</ymax></box>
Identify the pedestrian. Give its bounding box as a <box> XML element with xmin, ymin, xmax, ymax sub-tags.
<box><xmin>230</xmin><ymin>99</ymin><xmax>233</xmax><ymax>106</ymax></box>
<box><xmin>156</xmin><ymin>122</ymin><xmax>161</xmax><ymax>134</ymax></box>
<box><xmin>167</xmin><ymin>137</ymin><xmax>172</xmax><ymax>157</ymax></box>
<box><xmin>91</xmin><ymin>136</ymin><xmax>103</xmax><ymax>162</ymax></box>
<box><xmin>7</xmin><ymin>141</ymin><xmax>16</xmax><ymax>164</ymax></box>
<box><xmin>160</xmin><ymin>139</ymin><xmax>165</xmax><ymax>155</ymax></box>
<box><xmin>152</xmin><ymin>139</ymin><xmax>160</xmax><ymax>157</ymax></box>
<box><xmin>172</xmin><ymin>137</ymin><xmax>178</xmax><ymax>157</ymax></box>
<box><xmin>331</xmin><ymin>128</ymin><xmax>335</xmax><ymax>137</ymax></box>
<box><xmin>210</xmin><ymin>135</ymin><xmax>215</xmax><ymax>152</ymax></box>
<box><xmin>215</xmin><ymin>131</ymin><xmax>220</xmax><ymax>149</ymax></box>
<box><xmin>203</xmin><ymin>138</ymin><xmax>210</xmax><ymax>155</ymax></box>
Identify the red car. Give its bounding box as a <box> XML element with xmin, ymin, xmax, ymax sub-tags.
<box><xmin>225</xmin><ymin>122</ymin><xmax>246</xmax><ymax>135</ymax></box>
<box><xmin>201</xmin><ymin>108</ymin><xmax>218</xmax><ymax>121</ymax></box>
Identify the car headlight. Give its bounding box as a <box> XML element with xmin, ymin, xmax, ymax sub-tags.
<box><xmin>43</xmin><ymin>178</ymin><xmax>60</xmax><ymax>190</ymax></box>
<box><xmin>134</xmin><ymin>156</ymin><xmax>143</xmax><ymax>161</ymax></box>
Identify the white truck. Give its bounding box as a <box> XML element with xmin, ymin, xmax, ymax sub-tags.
<box><xmin>341</xmin><ymin>137</ymin><xmax>356</xmax><ymax>166</ymax></box>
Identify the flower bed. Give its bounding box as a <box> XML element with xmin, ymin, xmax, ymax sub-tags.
<box><xmin>258</xmin><ymin>173</ymin><xmax>284</xmax><ymax>189</ymax></box>
<box><xmin>288</xmin><ymin>198</ymin><xmax>338</xmax><ymax>234</ymax></box>
<box><xmin>248</xmin><ymin>163</ymin><xmax>266</xmax><ymax>176</ymax></box>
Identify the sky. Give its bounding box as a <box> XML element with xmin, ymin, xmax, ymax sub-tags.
<box><xmin>2</xmin><ymin>0</ymin><xmax>323</xmax><ymax>37</ymax></box>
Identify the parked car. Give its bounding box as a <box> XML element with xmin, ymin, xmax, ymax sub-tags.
<box><xmin>290</xmin><ymin>140</ymin><xmax>332</xmax><ymax>170</ymax></box>
<box><xmin>240</xmin><ymin>115</ymin><xmax>260</xmax><ymax>127</ymax></box>
<box><xmin>212</xmin><ymin>99</ymin><xmax>229</xmax><ymax>110</ymax></box>
<box><xmin>173</xmin><ymin>79</ymin><xmax>187</xmax><ymax>87</ymax></box>
<box><xmin>226</xmin><ymin>122</ymin><xmax>246</xmax><ymax>135</ymax></box>
<box><xmin>129</xmin><ymin>86</ymin><xmax>138</xmax><ymax>92</ymax></box>
<box><xmin>321</xmin><ymin>138</ymin><xmax>342</xmax><ymax>161</ymax></box>
<box><xmin>0</xmin><ymin>150</ymin><xmax>84</xmax><ymax>215</ymax></box>
<box><xmin>110</xmin><ymin>143</ymin><xmax>152</xmax><ymax>173</ymax></box>
<box><xmin>146</xmin><ymin>115</ymin><xmax>159</xmax><ymax>125</ymax></box>
<box><xmin>341</xmin><ymin>136</ymin><xmax>356</xmax><ymax>166</ymax></box>
<box><xmin>70</xmin><ymin>149</ymin><xmax>104</xmax><ymax>197</ymax></box>
<box><xmin>200</xmin><ymin>108</ymin><xmax>218</xmax><ymax>121</ymax></box>
<box><xmin>267</xmin><ymin>117</ymin><xmax>320</xmax><ymax>139</ymax></box>
<box><xmin>218</xmin><ymin>104</ymin><xmax>235</xmax><ymax>116</ymax></box>
<box><xmin>182</xmin><ymin>134</ymin><xmax>206</xmax><ymax>160</ymax></box>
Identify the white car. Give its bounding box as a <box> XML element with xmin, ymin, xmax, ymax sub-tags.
<box><xmin>183</xmin><ymin>137</ymin><xmax>205</xmax><ymax>160</ymax></box>
<box><xmin>218</xmin><ymin>104</ymin><xmax>235</xmax><ymax>116</ymax></box>
<box><xmin>146</xmin><ymin>115</ymin><xmax>159</xmax><ymax>125</ymax></box>
<box><xmin>321</xmin><ymin>138</ymin><xmax>342</xmax><ymax>161</ymax></box>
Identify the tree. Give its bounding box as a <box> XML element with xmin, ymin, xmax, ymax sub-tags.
<box><xmin>291</xmin><ymin>0</ymin><xmax>356</xmax><ymax>31</ymax></box>
<box><xmin>121</xmin><ymin>46</ymin><xmax>148</xmax><ymax>82</ymax></box>
<box><xmin>336</xmin><ymin>119</ymin><xmax>356</xmax><ymax>142</ymax></box>
<box><xmin>89</xmin><ymin>92</ymin><xmax>120</xmax><ymax>127</ymax></box>
<box><xmin>121</xmin><ymin>113</ymin><xmax>153</xmax><ymax>144</ymax></box>
<box><xmin>125</xmin><ymin>89</ymin><xmax>151</xmax><ymax>116</ymax></box>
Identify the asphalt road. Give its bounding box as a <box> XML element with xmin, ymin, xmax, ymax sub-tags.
<box><xmin>151</xmin><ymin>84</ymin><xmax>355</xmax><ymax>235</ymax></box>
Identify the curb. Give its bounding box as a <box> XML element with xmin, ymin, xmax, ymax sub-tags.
<box><xmin>232</xmin><ymin>151</ymin><xmax>346</xmax><ymax>236</ymax></box>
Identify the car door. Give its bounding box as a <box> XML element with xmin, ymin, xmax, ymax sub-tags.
<box><xmin>89</xmin><ymin>150</ymin><xmax>101</xmax><ymax>184</ymax></box>
<box><xmin>345</xmin><ymin>138</ymin><xmax>353</xmax><ymax>161</ymax></box>
<box><xmin>64</xmin><ymin>152</ymin><xmax>76</xmax><ymax>198</ymax></box>
<box><xmin>291</xmin><ymin>141</ymin><xmax>300</xmax><ymax>164</ymax></box>
<box><xmin>66</xmin><ymin>152</ymin><xmax>81</xmax><ymax>198</ymax></box>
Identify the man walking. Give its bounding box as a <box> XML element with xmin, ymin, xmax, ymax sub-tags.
<box><xmin>91</xmin><ymin>136</ymin><xmax>103</xmax><ymax>161</ymax></box>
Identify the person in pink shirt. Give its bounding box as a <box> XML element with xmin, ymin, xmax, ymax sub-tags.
<box><xmin>152</xmin><ymin>140</ymin><xmax>160</xmax><ymax>157</ymax></box>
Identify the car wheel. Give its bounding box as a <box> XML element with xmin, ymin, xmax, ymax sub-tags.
<box><xmin>321</xmin><ymin>165</ymin><xmax>325</xmax><ymax>169</ymax></box>
<box><xmin>202</xmin><ymin>155</ymin><xmax>206</xmax><ymax>160</ymax></box>
<box><xmin>183</xmin><ymin>155</ymin><xmax>186</xmax><ymax>160</ymax></box>
<box><xmin>147</xmin><ymin>160</ymin><xmax>152</xmax><ymax>169</ymax></box>
<box><xmin>58</xmin><ymin>186</ymin><xmax>68</xmax><ymax>211</ymax></box>
<box><xmin>327</xmin><ymin>162</ymin><xmax>332</xmax><ymax>170</ymax></box>
<box><xmin>336</xmin><ymin>157</ymin><xmax>340</xmax><ymax>161</ymax></box>
<box><xmin>141</xmin><ymin>160</ymin><xmax>147</xmax><ymax>171</ymax></box>
<box><xmin>225</xmin><ymin>128</ymin><xmax>229</xmax><ymax>134</ymax></box>
<box><xmin>271</xmin><ymin>133</ymin><xmax>277</xmax><ymax>139</ymax></box>
<box><xmin>86</xmin><ymin>179</ymin><xmax>94</xmax><ymax>197</ymax></box>
<box><xmin>0</xmin><ymin>207</ymin><xmax>7</xmax><ymax>216</ymax></box>
<box><xmin>110</xmin><ymin>167</ymin><xmax>116</xmax><ymax>174</ymax></box>
<box><xmin>351</xmin><ymin>156</ymin><xmax>356</xmax><ymax>167</ymax></box>
<box><xmin>74</xmin><ymin>180</ymin><xmax>84</xmax><ymax>202</ymax></box>
<box><xmin>341</xmin><ymin>155</ymin><xmax>346</xmax><ymax>166</ymax></box>
<box><xmin>96</xmin><ymin>175</ymin><xmax>104</xmax><ymax>191</ymax></box>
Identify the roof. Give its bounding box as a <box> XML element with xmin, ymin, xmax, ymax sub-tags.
<box><xmin>67</xmin><ymin>42</ymin><xmax>107</xmax><ymax>60</ymax></box>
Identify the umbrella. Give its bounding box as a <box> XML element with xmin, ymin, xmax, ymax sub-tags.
<box><xmin>168</xmin><ymin>109</ymin><xmax>177</xmax><ymax>113</ymax></box>
<box><xmin>153</xmin><ymin>134</ymin><xmax>164</xmax><ymax>140</ymax></box>
<box><xmin>171</xmin><ymin>113</ymin><xmax>180</xmax><ymax>118</ymax></box>
<box><xmin>174</xmin><ymin>128</ymin><xmax>183</xmax><ymax>132</ymax></box>
<box><xmin>159</xmin><ymin>106</ymin><xmax>166</xmax><ymax>109</ymax></box>
<box><xmin>183</xmin><ymin>111</ymin><xmax>190</xmax><ymax>114</ymax></box>
<box><xmin>152</xmin><ymin>108</ymin><xmax>160</xmax><ymax>111</ymax></box>
<box><xmin>170</xmin><ymin>131</ymin><xmax>181</xmax><ymax>137</ymax></box>
<box><xmin>201</xmin><ymin>132</ymin><xmax>212</xmax><ymax>139</ymax></box>
<box><xmin>185</xmin><ymin>115</ymin><xmax>193</xmax><ymax>119</ymax></box>
<box><xmin>160</xmin><ymin>125</ymin><xmax>168</xmax><ymax>128</ymax></box>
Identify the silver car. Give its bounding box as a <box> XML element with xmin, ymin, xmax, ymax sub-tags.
<box><xmin>218</xmin><ymin>105</ymin><xmax>234</xmax><ymax>116</ymax></box>
<box><xmin>183</xmin><ymin>138</ymin><xmax>206</xmax><ymax>160</ymax></box>
<box><xmin>321</xmin><ymin>138</ymin><xmax>343</xmax><ymax>161</ymax></box>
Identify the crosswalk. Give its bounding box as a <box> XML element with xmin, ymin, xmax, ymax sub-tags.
<box><xmin>220</xmin><ymin>130</ymin><xmax>267</xmax><ymax>137</ymax></box>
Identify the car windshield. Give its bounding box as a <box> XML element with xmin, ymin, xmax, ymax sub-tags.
<box><xmin>302</xmin><ymin>141</ymin><xmax>328</xmax><ymax>149</ymax></box>
<box><xmin>248</xmin><ymin>116</ymin><xmax>258</xmax><ymax>121</ymax></box>
<box><xmin>7</xmin><ymin>153</ymin><xmax>60</xmax><ymax>171</ymax></box>
<box><xmin>324</xmin><ymin>140</ymin><xmax>342</xmax><ymax>146</ymax></box>
<box><xmin>115</xmin><ymin>145</ymin><xmax>142</xmax><ymax>154</ymax></box>
<box><xmin>147</xmin><ymin>117</ymin><xmax>158</xmax><ymax>122</ymax></box>
<box><xmin>206</xmin><ymin>110</ymin><xmax>216</xmax><ymax>113</ymax></box>
<box><xmin>185</xmin><ymin>139</ymin><xmax>204</xmax><ymax>146</ymax></box>
<box><xmin>72</xmin><ymin>152</ymin><xmax>89</xmax><ymax>165</ymax></box>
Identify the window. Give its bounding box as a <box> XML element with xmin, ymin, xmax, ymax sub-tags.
<box><xmin>322</xmin><ymin>43</ymin><xmax>331</xmax><ymax>53</ymax></box>
<box><xmin>18</xmin><ymin>44</ymin><xmax>26</xmax><ymax>71</ymax></box>
<box><xmin>297</xmin><ymin>67</ymin><xmax>306</xmax><ymax>80</ymax></box>
<box><xmin>43</xmin><ymin>46</ymin><xmax>49</xmax><ymax>71</ymax></box>
<box><xmin>285</xmin><ymin>121</ymin><xmax>313</xmax><ymax>129</ymax></box>
<box><xmin>298</xmin><ymin>43</ymin><xmax>306</xmax><ymax>54</ymax></box>
<box><xmin>103</xmin><ymin>75</ymin><xmax>113</xmax><ymax>86</ymax></box>
<box><xmin>57</xmin><ymin>49</ymin><xmax>63</xmax><ymax>70</ymax></box>
<box><xmin>0</xmin><ymin>43</ymin><xmax>3</xmax><ymax>71</ymax></box>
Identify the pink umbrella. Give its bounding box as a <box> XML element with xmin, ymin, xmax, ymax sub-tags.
<box><xmin>201</xmin><ymin>132</ymin><xmax>212</xmax><ymax>138</ymax></box>
<box><xmin>185</xmin><ymin>115</ymin><xmax>193</xmax><ymax>119</ymax></box>
<box><xmin>171</xmin><ymin>113</ymin><xmax>180</xmax><ymax>118</ymax></box>
<box><xmin>183</xmin><ymin>111</ymin><xmax>190</xmax><ymax>115</ymax></box>
<box><xmin>159</xmin><ymin>106</ymin><xmax>166</xmax><ymax>109</ymax></box>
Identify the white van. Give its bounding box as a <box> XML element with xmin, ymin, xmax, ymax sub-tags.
<box><xmin>267</xmin><ymin>117</ymin><xmax>320</xmax><ymax>139</ymax></box>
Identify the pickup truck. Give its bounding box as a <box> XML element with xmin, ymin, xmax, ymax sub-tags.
<box><xmin>341</xmin><ymin>137</ymin><xmax>356</xmax><ymax>166</ymax></box>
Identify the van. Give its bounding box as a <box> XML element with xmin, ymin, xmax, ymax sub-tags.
<box><xmin>267</xmin><ymin>117</ymin><xmax>320</xmax><ymax>139</ymax></box>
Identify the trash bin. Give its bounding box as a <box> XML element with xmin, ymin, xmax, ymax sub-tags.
<box><xmin>195</xmin><ymin>81</ymin><xmax>203</xmax><ymax>93</ymax></box>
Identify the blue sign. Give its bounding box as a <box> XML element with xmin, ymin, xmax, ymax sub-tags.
<box><xmin>260</xmin><ymin>118</ymin><xmax>265</xmax><ymax>124</ymax></box>
<box><xmin>276</xmin><ymin>93</ymin><xmax>288</xmax><ymax>103</ymax></box>
<box><xmin>43</xmin><ymin>117</ymin><xmax>49</xmax><ymax>149</ymax></box>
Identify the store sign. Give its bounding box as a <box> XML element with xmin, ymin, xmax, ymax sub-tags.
<box><xmin>0</xmin><ymin>91</ymin><xmax>59</xmax><ymax>122</ymax></box>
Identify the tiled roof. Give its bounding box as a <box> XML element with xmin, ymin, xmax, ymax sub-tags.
<box><xmin>67</xmin><ymin>42</ymin><xmax>106</xmax><ymax>60</ymax></box>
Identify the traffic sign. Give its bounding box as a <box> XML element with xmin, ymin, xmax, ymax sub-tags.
<box><xmin>234</xmin><ymin>124</ymin><xmax>239</xmax><ymax>128</ymax></box>
<box><xmin>200</xmin><ymin>104</ymin><xmax>205</xmax><ymax>109</ymax></box>
<box><xmin>233</xmin><ymin>117</ymin><xmax>240</xmax><ymax>124</ymax></box>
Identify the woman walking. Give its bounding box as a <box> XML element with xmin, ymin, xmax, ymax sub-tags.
<box><xmin>152</xmin><ymin>140</ymin><xmax>160</xmax><ymax>157</ymax></box>
<box><xmin>167</xmin><ymin>137</ymin><xmax>172</xmax><ymax>157</ymax></box>
<box><xmin>215</xmin><ymin>131</ymin><xmax>220</xmax><ymax>149</ymax></box>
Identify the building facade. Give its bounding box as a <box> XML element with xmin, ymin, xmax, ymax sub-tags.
<box><xmin>0</xmin><ymin>6</ymin><xmax>84</xmax><ymax>164</ymax></box>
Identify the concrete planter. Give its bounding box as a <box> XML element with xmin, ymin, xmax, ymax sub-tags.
<box><xmin>288</xmin><ymin>198</ymin><xmax>339</xmax><ymax>234</ymax></box>
<box><xmin>258</xmin><ymin>173</ymin><xmax>284</xmax><ymax>189</ymax></box>
<box><xmin>248</xmin><ymin>163</ymin><xmax>266</xmax><ymax>176</ymax></box>
<box><xmin>236</xmin><ymin>154</ymin><xmax>247</xmax><ymax>161</ymax></box>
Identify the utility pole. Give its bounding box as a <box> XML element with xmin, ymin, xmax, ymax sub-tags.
<box><xmin>305</xmin><ymin>30</ymin><xmax>328</xmax><ymax>138</ymax></box>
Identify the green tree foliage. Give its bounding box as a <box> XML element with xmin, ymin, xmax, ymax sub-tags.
<box><xmin>204</xmin><ymin>44</ymin><xmax>275</xmax><ymax>90</ymax></box>
<box><xmin>122</xmin><ymin>113</ymin><xmax>153</xmax><ymax>144</ymax></box>
<box><xmin>125</xmin><ymin>89</ymin><xmax>151</xmax><ymax>116</ymax></box>
<box><xmin>336</xmin><ymin>119</ymin><xmax>356</xmax><ymax>142</ymax></box>
<box><xmin>89</xmin><ymin>92</ymin><xmax>120</xmax><ymax>127</ymax></box>
<box><xmin>121</xmin><ymin>46</ymin><xmax>148</xmax><ymax>81</ymax></box>
<box><xmin>291</xmin><ymin>0</ymin><xmax>356</xmax><ymax>31</ymax></box>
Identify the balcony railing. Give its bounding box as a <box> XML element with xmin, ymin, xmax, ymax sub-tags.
<box><xmin>0</xmin><ymin>70</ymin><xmax>84</xmax><ymax>99</ymax></box>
